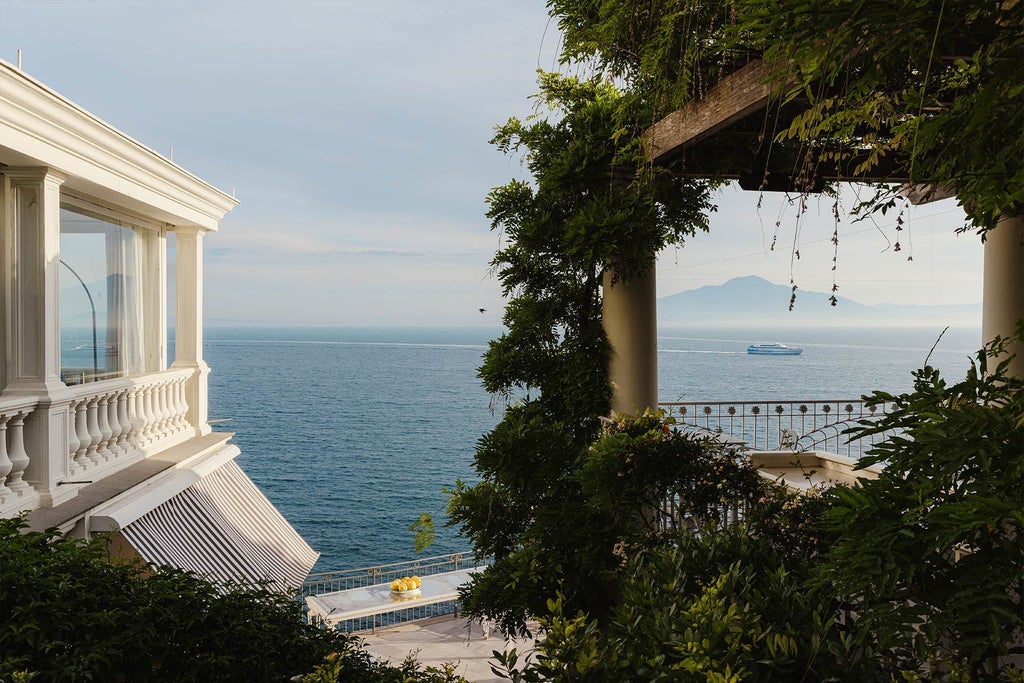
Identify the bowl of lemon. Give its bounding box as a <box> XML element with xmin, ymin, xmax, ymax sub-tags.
<box><xmin>389</xmin><ymin>575</ymin><xmax>422</xmax><ymax>599</ymax></box>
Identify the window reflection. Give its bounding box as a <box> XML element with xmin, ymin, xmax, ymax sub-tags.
<box><xmin>59</xmin><ymin>207</ymin><xmax>145</xmax><ymax>384</ymax></box>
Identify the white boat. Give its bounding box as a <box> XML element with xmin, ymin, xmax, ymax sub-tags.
<box><xmin>747</xmin><ymin>343</ymin><xmax>803</xmax><ymax>356</ymax></box>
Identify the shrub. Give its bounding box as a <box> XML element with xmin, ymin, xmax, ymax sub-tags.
<box><xmin>0</xmin><ymin>517</ymin><xmax>464</xmax><ymax>683</ymax></box>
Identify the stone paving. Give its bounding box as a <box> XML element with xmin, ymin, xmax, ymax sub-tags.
<box><xmin>359</xmin><ymin>616</ymin><xmax>538</xmax><ymax>683</ymax></box>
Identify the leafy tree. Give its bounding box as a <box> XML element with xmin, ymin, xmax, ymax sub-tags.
<box><xmin>457</xmin><ymin>0</ymin><xmax>1024</xmax><ymax>676</ymax></box>
<box><xmin>447</xmin><ymin>73</ymin><xmax>714</xmax><ymax>635</ymax></box>
<box><xmin>821</xmin><ymin>333</ymin><xmax>1024</xmax><ymax>679</ymax></box>
<box><xmin>489</xmin><ymin>335</ymin><xmax>1024</xmax><ymax>681</ymax></box>
<box><xmin>490</xmin><ymin>492</ymin><xmax>880</xmax><ymax>682</ymax></box>
<box><xmin>0</xmin><ymin>517</ymin><xmax>464</xmax><ymax>683</ymax></box>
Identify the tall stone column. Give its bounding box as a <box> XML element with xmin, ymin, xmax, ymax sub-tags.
<box><xmin>602</xmin><ymin>260</ymin><xmax>658</xmax><ymax>416</ymax></box>
<box><xmin>2</xmin><ymin>167</ymin><xmax>75</xmax><ymax>506</ymax></box>
<box><xmin>982</xmin><ymin>214</ymin><xmax>1024</xmax><ymax>377</ymax></box>
<box><xmin>169</xmin><ymin>227</ymin><xmax>210</xmax><ymax>436</ymax></box>
<box><xmin>4</xmin><ymin>168</ymin><xmax>66</xmax><ymax>393</ymax></box>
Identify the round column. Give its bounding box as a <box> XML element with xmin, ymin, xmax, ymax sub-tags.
<box><xmin>982</xmin><ymin>214</ymin><xmax>1024</xmax><ymax>377</ymax></box>
<box><xmin>602</xmin><ymin>261</ymin><xmax>658</xmax><ymax>416</ymax></box>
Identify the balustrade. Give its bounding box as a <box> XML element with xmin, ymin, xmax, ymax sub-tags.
<box><xmin>660</xmin><ymin>399</ymin><xmax>893</xmax><ymax>458</ymax></box>
<box><xmin>62</xmin><ymin>368</ymin><xmax>194</xmax><ymax>479</ymax></box>
<box><xmin>0</xmin><ymin>399</ymin><xmax>40</xmax><ymax>512</ymax></box>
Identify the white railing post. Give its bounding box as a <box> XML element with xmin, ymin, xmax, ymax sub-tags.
<box><xmin>105</xmin><ymin>392</ymin><xmax>124</xmax><ymax>458</ymax></box>
<box><xmin>67</xmin><ymin>399</ymin><xmax>84</xmax><ymax>474</ymax></box>
<box><xmin>73</xmin><ymin>397</ymin><xmax>92</xmax><ymax>469</ymax></box>
<box><xmin>140</xmin><ymin>384</ymin><xmax>156</xmax><ymax>445</ymax></box>
<box><xmin>0</xmin><ymin>413</ymin><xmax>13</xmax><ymax>496</ymax></box>
<box><xmin>85</xmin><ymin>396</ymin><xmax>103</xmax><ymax>465</ymax></box>
<box><xmin>95</xmin><ymin>395</ymin><xmax>114</xmax><ymax>461</ymax></box>
<box><xmin>127</xmin><ymin>385</ymin><xmax>144</xmax><ymax>448</ymax></box>
<box><xmin>6</xmin><ymin>410</ymin><xmax>32</xmax><ymax>494</ymax></box>
<box><xmin>115</xmin><ymin>390</ymin><xmax>131</xmax><ymax>455</ymax></box>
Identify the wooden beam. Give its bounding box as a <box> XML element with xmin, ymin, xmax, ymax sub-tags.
<box><xmin>645</xmin><ymin>60</ymin><xmax>775</xmax><ymax>163</ymax></box>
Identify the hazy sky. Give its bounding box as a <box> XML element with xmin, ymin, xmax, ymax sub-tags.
<box><xmin>1</xmin><ymin>1</ymin><xmax>984</xmax><ymax>327</ymax></box>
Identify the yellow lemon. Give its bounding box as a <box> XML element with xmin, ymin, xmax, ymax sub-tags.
<box><xmin>411</xmin><ymin>576</ymin><xmax>421</xmax><ymax>588</ymax></box>
<box><xmin>390</xmin><ymin>580</ymin><xmax>400</xmax><ymax>591</ymax></box>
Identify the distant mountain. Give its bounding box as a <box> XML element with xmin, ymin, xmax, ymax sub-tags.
<box><xmin>658</xmin><ymin>275</ymin><xmax>980</xmax><ymax>327</ymax></box>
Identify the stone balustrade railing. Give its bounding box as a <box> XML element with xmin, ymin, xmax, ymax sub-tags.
<box><xmin>0</xmin><ymin>396</ymin><xmax>41</xmax><ymax>514</ymax></box>
<box><xmin>65</xmin><ymin>368</ymin><xmax>193</xmax><ymax>479</ymax></box>
<box><xmin>0</xmin><ymin>368</ymin><xmax>194</xmax><ymax>516</ymax></box>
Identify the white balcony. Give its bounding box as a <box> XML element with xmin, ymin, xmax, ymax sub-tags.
<box><xmin>0</xmin><ymin>368</ymin><xmax>193</xmax><ymax>518</ymax></box>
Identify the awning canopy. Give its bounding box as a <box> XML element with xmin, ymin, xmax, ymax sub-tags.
<box><xmin>119</xmin><ymin>459</ymin><xmax>318</xmax><ymax>592</ymax></box>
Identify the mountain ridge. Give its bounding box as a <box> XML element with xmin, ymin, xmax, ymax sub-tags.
<box><xmin>658</xmin><ymin>276</ymin><xmax>979</xmax><ymax>327</ymax></box>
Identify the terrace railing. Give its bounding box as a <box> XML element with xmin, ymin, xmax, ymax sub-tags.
<box><xmin>65</xmin><ymin>368</ymin><xmax>194</xmax><ymax>480</ymax></box>
<box><xmin>659</xmin><ymin>399</ymin><xmax>894</xmax><ymax>458</ymax></box>
<box><xmin>0</xmin><ymin>367</ymin><xmax>195</xmax><ymax>516</ymax></box>
<box><xmin>0</xmin><ymin>396</ymin><xmax>42</xmax><ymax>514</ymax></box>
<box><xmin>302</xmin><ymin>552</ymin><xmax>479</xmax><ymax>632</ymax></box>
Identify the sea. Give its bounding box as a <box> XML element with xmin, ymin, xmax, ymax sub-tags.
<box><xmin>193</xmin><ymin>324</ymin><xmax>983</xmax><ymax>575</ymax></box>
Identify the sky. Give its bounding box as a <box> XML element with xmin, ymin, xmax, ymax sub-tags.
<box><xmin>0</xmin><ymin>1</ymin><xmax>984</xmax><ymax>327</ymax></box>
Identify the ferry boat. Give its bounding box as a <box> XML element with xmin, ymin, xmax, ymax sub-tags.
<box><xmin>748</xmin><ymin>343</ymin><xmax>803</xmax><ymax>355</ymax></box>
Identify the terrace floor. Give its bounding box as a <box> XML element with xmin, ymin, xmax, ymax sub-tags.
<box><xmin>360</xmin><ymin>616</ymin><xmax>539</xmax><ymax>683</ymax></box>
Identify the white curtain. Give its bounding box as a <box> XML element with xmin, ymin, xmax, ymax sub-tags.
<box><xmin>105</xmin><ymin>224</ymin><xmax>145</xmax><ymax>377</ymax></box>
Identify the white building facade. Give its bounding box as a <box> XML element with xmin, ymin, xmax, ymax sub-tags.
<box><xmin>0</xmin><ymin>60</ymin><xmax>318</xmax><ymax>590</ymax></box>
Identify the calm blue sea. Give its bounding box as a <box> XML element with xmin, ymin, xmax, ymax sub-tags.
<box><xmin>197</xmin><ymin>325</ymin><xmax>982</xmax><ymax>574</ymax></box>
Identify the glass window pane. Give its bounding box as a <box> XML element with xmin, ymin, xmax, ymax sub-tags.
<box><xmin>59</xmin><ymin>207</ymin><xmax>145</xmax><ymax>384</ymax></box>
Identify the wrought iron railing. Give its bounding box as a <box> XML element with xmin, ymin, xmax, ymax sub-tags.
<box><xmin>659</xmin><ymin>399</ymin><xmax>894</xmax><ymax>458</ymax></box>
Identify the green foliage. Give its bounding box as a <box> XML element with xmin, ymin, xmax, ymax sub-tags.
<box><xmin>408</xmin><ymin>512</ymin><xmax>436</xmax><ymax>554</ymax></box>
<box><xmin>298</xmin><ymin>651</ymin><xmax>468</xmax><ymax>683</ymax></box>
<box><xmin>492</xmin><ymin>513</ymin><xmax>881</xmax><ymax>682</ymax></box>
<box><xmin>734</xmin><ymin>0</ymin><xmax>1024</xmax><ymax>231</ymax></box>
<box><xmin>450</xmin><ymin>71</ymin><xmax>714</xmax><ymax>635</ymax></box>
<box><xmin>452</xmin><ymin>408</ymin><xmax>768</xmax><ymax>636</ymax></box>
<box><xmin>549</xmin><ymin>0</ymin><xmax>746</xmax><ymax>114</ymax></box>
<box><xmin>549</xmin><ymin>0</ymin><xmax>1024</xmax><ymax>230</ymax></box>
<box><xmin>0</xmin><ymin>517</ymin><xmax>461</xmax><ymax>683</ymax></box>
<box><xmin>821</xmin><ymin>333</ymin><xmax>1024</xmax><ymax>678</ymax></box>
<box><xmin>476</xmin><ymin>331</ymin><xmax>1024</xmax><ymax>681</ymax></box>
<box><xmin>463</xmin><ymin>2</ymin><xmax>1024</xmax><ymax>675</ymax></box>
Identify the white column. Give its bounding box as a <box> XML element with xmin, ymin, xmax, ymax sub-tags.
<box><xmin>4</xmin><ymin>168</ymin><xmax>66</xmax><ymax>393</ymax></box>
<box><xmin>1</xmin><ymin>167</ymin><xmax>75</xmax><ymax>506</ymax></box>
<box><xmin>141</xmin><ymin>228</ymin><xmax>167</xmax><ymax>373</ymax></box>
<box><xmin>169</xmin><ymin>227</ymin><xmax>210</xmax><ymax>436</ymax></box>
<box><xmin>982</xmin><ymin>215</ymin><xmax>1024</xmax><ymax>377</ymax></box>
<box><xmin>602</xmin><ymin>260</ymin><xmax>659</xmax><ymax>416</ymax></box>
<box><xmin>1</xmin><ymin>175</ymin><xmax>7</xmax><ymax>395</ymax></box>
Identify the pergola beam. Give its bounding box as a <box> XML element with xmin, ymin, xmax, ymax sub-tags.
<box><xmin>645</xmin><ymin>60</ymin><xmax>775</xmax><ymax>163</ymax></box>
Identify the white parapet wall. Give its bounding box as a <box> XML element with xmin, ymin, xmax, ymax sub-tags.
<box><xmin>749</xmin><ymin>450</ymin><xmax>883</xmax><ymax>493</ymax></box>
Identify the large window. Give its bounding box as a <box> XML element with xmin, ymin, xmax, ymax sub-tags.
<box><xmin>59</xmin><ymin>206</ymin><xmax>146</xmax><ymax>384</ymax></box>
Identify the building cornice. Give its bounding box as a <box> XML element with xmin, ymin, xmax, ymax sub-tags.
<box><xmin>0</xmin><ymin>59</ymin><xmax>238</xmax><ymax>230</ymax></box>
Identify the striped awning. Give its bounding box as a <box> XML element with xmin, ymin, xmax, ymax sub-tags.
<box><xmin>120</xmin><ymin>459</ymin><xmax>319</xmax><ymax>592</ymax></box>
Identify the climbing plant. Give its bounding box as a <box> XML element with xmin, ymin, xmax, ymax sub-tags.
<box><xmin>550</xmin><ymin>0</ymin><xmax>1024</xmax><ymax>231</ymax></box>
<box><xmin>446</xmin><ymin>73</ymin><xmax>714</xmax><ymax>635</ymax></box>
<box><xmin>452</xmin><ymin>0</ymin><xmax>1024</xmax><ymax>666</ymax></box>
<box><xmin>733</xmin><ymin>0</ymin><xmax>1024</xmax><ymax>232</ymax></box>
